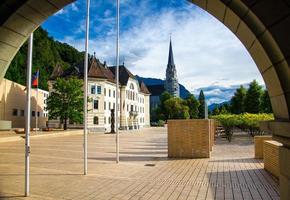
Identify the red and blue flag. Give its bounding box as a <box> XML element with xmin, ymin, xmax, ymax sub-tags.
<box><xmin>32</xmin><ymin>70</ymin><xmax>39</xmax><ymax>88</ymax></box>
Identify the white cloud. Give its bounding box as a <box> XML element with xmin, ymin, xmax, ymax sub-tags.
<box><xmin>62</xmin><ymin>4</ymin><xmax>264</xmax><ymax>91</ymax></box>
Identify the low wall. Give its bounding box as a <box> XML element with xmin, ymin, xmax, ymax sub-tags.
<box><xmin>264</xmin><ymin>140</ymin><xmax>282</xmax><ymax>178</ymax></box>
<box><xmin>254</xmin><ymin>135</ymin><xmax>272</xmax><ymax>159</ymax></box>
<box><xmin>168</xmin><ymin>119</ymin><xmax>214</xmax><ymax>158</ymax></box>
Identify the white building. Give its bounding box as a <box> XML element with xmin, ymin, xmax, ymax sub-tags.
<box><xmin>49</xmin><ymin>56</ymin><xmax>151</xmax><ymax>132</ymax></box>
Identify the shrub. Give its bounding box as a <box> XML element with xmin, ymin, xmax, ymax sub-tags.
<box><xmin>212</xmin><ymin>113</ymin><xmax>274</xmax><ymax>141</ymax></box>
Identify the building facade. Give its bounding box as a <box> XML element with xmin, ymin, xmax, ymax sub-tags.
<box><xmin>0</xmin><ymin>78</ymin><xmax>49</xmax><ymax>129</ymax></box>
<box><xmin>49</xmin><ymin>56</ymin><xmax>151</xmax><ymax>132</ymax></box>
<box><xmin>165</xmin><ymin>38</ymin><xmax>180</xmax><ymax>97</ymax></box>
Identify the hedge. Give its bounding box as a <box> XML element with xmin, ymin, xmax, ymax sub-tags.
<box><xmin>212</xmin><ymin>113</ymin><xmax>274</xmax><ymax>142</ymax></box>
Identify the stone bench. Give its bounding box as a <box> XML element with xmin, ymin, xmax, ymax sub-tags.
<box><xmin>254</xmin><ymin>135</ymin><xmax>272</xmax><ymax>159</ymax></box>
<box><xmin>263</xmin><ymin>140</ymin><xmax>282</xmax><ymax>178</ymax></box>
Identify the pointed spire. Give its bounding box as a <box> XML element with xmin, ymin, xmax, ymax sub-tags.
<box><xmin>168</xmin><ymin>36</ymin><xmax>175</xmax><ymax>66</ymax></box>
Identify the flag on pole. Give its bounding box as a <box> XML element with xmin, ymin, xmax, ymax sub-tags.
<box><xmin>32</xmin><ymin>70</ymin><xmax>39</xmax><ymax>88</ymax></box>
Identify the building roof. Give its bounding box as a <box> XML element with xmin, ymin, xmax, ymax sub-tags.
<box><xmin>108</xmin><ymin>65</ymin><xmax>135</xmax><ymax>86</ymax></box>
<box><xmin>88</xmin><ymin>57</ymin><xmax>115</xmax><ymax>83</ymax></box>
<box><xmin>139</xmin><ymin>81</ymin><xmax>151</xmax><ymax>95</ymax></box>
<box><xmin>147</xmin><ymin>84</ymin><xmax>165</xmax><ymax>96</ymax></box>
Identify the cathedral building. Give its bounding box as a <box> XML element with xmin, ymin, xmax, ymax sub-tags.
<box><xmin>165</xmin><ymin>38</ymin><xmax>180</xmax><ymax>97</ymax></box>
<box><xmin>147</xmin><ymin>38</ymin><xmax>180</xmax><ymax>113</ymax></box>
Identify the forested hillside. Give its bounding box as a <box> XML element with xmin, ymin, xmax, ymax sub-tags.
<box><xmin>5</xmin><ymin>27</ymin><xmax>84</xmax><ymax>90</ymax></box>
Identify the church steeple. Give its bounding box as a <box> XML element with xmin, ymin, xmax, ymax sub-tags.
<box><xmin>165</xmin><ymin>37</ymin><xmax>179</xmax><ymax>97</ymax></box>
<box><xmin>168</xmin><ymin>38</ymin><xmax>175</xmax><ymax>67</ymax></box>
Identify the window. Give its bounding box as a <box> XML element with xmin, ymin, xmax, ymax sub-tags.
<box><xmin>109</xmin><ymin>89</ymin><xmax>111</xmax><ymax>97</ymax></box>
<box><xmin>104</xmin><ymin>88</ymin><xmax>106</xmax><ymax>96</ymax></box>
<box><xmin>127</xmin><ymin>105</ymin><xmax>129</xmax><ymax>111</ymax></box>
<box><xmin>113</xmin><ymin>90</ymin><xmax>115</xmax><ymax>98</ymax></box>
<box><xmin>21</xmin><ymin>110</ymin><xmax>24</xmax><ymax>116</ymax></box>
<box><xmin>91</xmin><ymin>85</ymin><xmax>96</xmax><ymax>94</ymax></box>
<box><xmin>109</xmin><ymin>117</ymin><xmax>111</xmax><ymax>124</ymax></box>
<box><xmin>104</xmin><ymin>117</ymin><xmax>106</xmax><ymax>124</ymax></box>
<box><xmin>109</xmin><ymin>102</ymin><xmax>111</xmax><ymax>110</ymax></box>
<box><xmin>37</xmin><ymin>112</ymin><xmax>40</xmax><ymax>117</ymax></box>
<box><xmin>93</xmin><ymin>116</ymin><xmax>99</xmax><ymax>125</ymax></box>
<box><xmin>97</xmin><ymin>86</ymin><xmax>101</xmax><ymax>94</ymax></box>
<box><xmin>12</xmin><ymin>109</ymin><xmax>18</xmax><ymax>116</ymax></box>
<box><xmin>32</xmin><ymin>111</ymin><xmax>35</xmax><ymax>117</ymax></box>
<box><xmin>130</xmin><ymin>83</ymin><xmax>134</xmax><ymax>89</ymax></box>
<box><xmin>93</xmin><ymin>100</ymin><xmax>99</xmax><ymax>110</ymax></box>
<box><xmin>104</xmin><ymin>102</ymin><xmax>106</xmax><ymax>110</ymax></box>
<box><xmin>113</xmin><ymin>103</ymin><xmax>115</xmax><ymax>109</ymax></box>
<box><xmin>131</xmin><ymin>105</ymin><xmax>133</xmax><ymax>112</ymax></box>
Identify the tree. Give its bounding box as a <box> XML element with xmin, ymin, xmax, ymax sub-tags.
<box><xmin>261</xmin><ymin>90</ymin><xmax>273</xmax><ymax>113</ymax></box>
<box><xmin>244</xmin><ymin>80</ymin><xmax>263</xmax><ymax>113</ymax></box>
<box><xmin>156</xmin><ymin>91</ymin><xmax>173</xmax><ymax>120</ymax></box>
<box><xmin>164</xmin><ymin>97</ymin><xmax>190</xmax><ymax>119</ymax></box>
<box><xmin>211</xmin><ymin>106</ymin><xmax>220</xmax><ymax>116</ymax></box>
<box><xmin>5</xmin><ymin>27</ymin><xmax>84</xmax><ymax>91</ymax></box>
<box><xmin>230</xmin><ymin>85</ymin><xmax>247</xmax><ymax>114</ymax></box>
<box><xmin>185</xmin><ymin>94</ymin><xmax>200</xmax><ymax>119</ymax></box>
<box><xmin>47</xmin><ymin>77</ymin><xmax>84</xmax><ymax>130</ymax></box>
<box><xmin>219</xmin><ymin>104</ymin><xmax>229</xmax><ymax>114</ymax></box>
<box><xmin>198</xmin><ymin>90</ymin><xmax>206</xmax><ymax>118</ymax></box>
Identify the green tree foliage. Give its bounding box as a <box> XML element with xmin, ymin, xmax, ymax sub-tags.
<box><xmin>164</xmin><ymin>97</ymin><xmax>190</xmax><ymax>119</ymax></box>
<box><xmin>244</xmin><ymin>80</ymin><xmax>263</xmax><ymax>113</ymax></box>
<box><xmin>155</xmin><ymin>92</ymin><xmax>172</xmax><ymax>120</ymax></box>
<box><xmin>261</xmin><ymin>90</ymin><xmax>273</xmax><ymax>113</ymax></box>
<box><xmin>47</xmin><ymin>77</ymin><xmax>84</xmax><ymax>130</ymax></box>
<box><xmin>212</xmin><ymin>113</ymin><xmax>274</xmax><ymax>141</ymax></box>
<box><xmin>5</xmin><ymin>27</ymin><xmax>84</xmax><ymax>90</ymax></box>
<box><xmin>219</xmin><ymin>104</ymin><xmax>229</xmax><ymax>114</ymax></box>
<box><xmin>185</xmin><ymin>94</ymin><xmax>200</xmax><ymax>119</ymax></box>
<box><xmin>230</xmin><ymin>85</ymin><xmax>247</xmax><ymax>114</ymax></box>
<box><xmin>211</xmin><ymin>106</ymin><xmax>220</xmax><ymax>115</ymax></box>
<box><xmin>198</xmin><ymin>90</ymin><xmax>206</xmax><ymax>118</ymax></box>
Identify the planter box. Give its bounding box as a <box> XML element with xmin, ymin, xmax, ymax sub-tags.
<box><xmin>264</xmin><ymin>140</ymin><xmax>282</xmax><ymax>178</ymax></box>
<box><xmin>254</xmin><ymin>135</ymin><xmax>272</xmax><ymax>159</ymax></box>
<box><xmin>168</xmin><ymin>119</ymin><xmax>214</xmax><ymax>158</ymax></box>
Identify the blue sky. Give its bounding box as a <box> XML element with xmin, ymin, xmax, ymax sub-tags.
<box><xmin>42</xmin><ymin>0</ymin><xmax>264</xmax><ymax>103</ymax></box>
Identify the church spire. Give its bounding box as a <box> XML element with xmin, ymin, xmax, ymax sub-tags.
<box><xmin>165</xmin><ymin>37</ymin><xmax>179</xmax><ymax>97</ymax></box>
<box><xmin>168</xmin><ymin>37</ymin><xmax>175</xmax><ymax>67</ymax></box>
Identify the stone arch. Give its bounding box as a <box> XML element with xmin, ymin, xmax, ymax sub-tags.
<box><xmin>1</xmin><ymin>0</ymin><xmax>290</xmax><ymax>196</ymax></box>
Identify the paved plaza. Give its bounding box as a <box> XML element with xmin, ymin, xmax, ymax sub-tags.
<box><xmin>0</xmin><ymin>127</ymin><xmax>279</xmax><ymax>200</ymax></box>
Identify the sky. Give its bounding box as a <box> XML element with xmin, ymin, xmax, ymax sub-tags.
<box><xmin>42</xmin><ymin>0</ymin><xmax>264</xmax><ymax>104</ymax></box>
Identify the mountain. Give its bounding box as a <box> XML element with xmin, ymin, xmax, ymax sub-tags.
<box><xmin>5</xmin><ymin>27</ymin><xmax>84</xmax><ymax>90</ymax></box>
<box><xmin>136</xmin><ymin>76</ymin><xmax>191</xmax><ymax>99</ymax></box>
<box><xmin>208</xmin><ymin>101</ymin><xmax>230</xmax><ymax>111</ymax></box>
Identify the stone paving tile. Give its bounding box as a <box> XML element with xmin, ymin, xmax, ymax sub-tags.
<box><xmin>0</xmin><ymin>128</ymin><xmax>279</xmax><ymax>200</ymax></box>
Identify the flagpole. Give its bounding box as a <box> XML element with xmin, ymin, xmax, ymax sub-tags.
<box><xmin>36</xmin><ymin>86</ymin><xmax>38</xmax><ymax>134</ymax></box>
<box><xmin>83</xmin><ymin>0</ymin><xmax>90</xmax><ymax>175</ymax></box>
<box><xmin>25</xmin><ymin>33</ymin><xmax>33</xmax><ymax>197</ymax></box>
<box><xmin>115</xmin><ymin>0</ymin><xmax>120</xmax><ymax>163</ymax></box>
